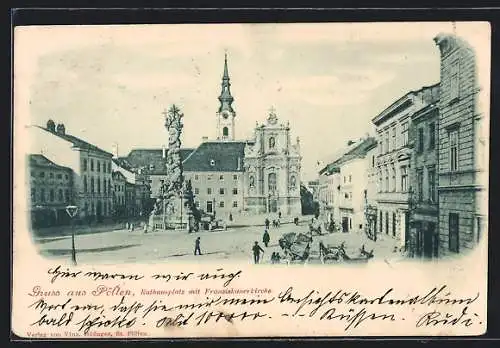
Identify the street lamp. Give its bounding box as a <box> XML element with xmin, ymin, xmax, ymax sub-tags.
<box><xmin>65</xmin><ymin>205</ymin><xmax>78</xmax><ymax>265</ymax></box>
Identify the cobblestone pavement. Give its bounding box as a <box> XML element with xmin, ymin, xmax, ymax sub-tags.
<box><xmin>34</xmin><ymin>218</ymin><xmax>402</xmax><ymax>265</ymax></box>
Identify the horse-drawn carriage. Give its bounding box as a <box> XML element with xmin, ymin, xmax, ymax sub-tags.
<box><xmin>319</xmin><ymin>241</ymin><xmax>374</xmax><ymax>264</ymax></box>
<box><xmin>278</xmin><ymin>232</ymin><xmax>312</xmax><ymax>263</ymax></box>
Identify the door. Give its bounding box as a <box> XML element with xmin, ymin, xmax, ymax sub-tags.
<box><xmin>270</xmin><ymin>199</ymin><xmax>278</xmax><ymax>213</ymax></box>
<box><xmin>423</xmin><ymin>222</ymin><xmax>436</xmax><ymax>259</ymax></box>
<box><xmin>342</xmin><ymin>217</ymin><xmax>349</xmax><ymax>233</ymax></box>
<box><xmin>206</xmin><ymin>201</ymin><xmax>213</xmax><ymax>214</ymax></box>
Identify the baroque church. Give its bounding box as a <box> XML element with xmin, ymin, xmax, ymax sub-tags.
<box><xmin>118</xmin><ymin>54</ymin><xmax>302</xmax><ymax>216</ymax></box>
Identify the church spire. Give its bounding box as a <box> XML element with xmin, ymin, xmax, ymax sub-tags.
<box><xmin>218</xmin><ymin>52</ymin><xmax>234</xmax><ymax>113</ymax></box>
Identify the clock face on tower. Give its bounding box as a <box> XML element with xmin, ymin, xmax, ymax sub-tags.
<box><xmin>223</xmin><ymin>112</ymin><xmax>229</xmax><ymax>119</ymax></box>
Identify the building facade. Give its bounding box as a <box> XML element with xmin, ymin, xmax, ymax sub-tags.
<box><xmin>28</xmin><ymin>121</ymin><xmax>114</xmax><ymax>223</ymax></box>
<box><xmin>364</xmin><ymin>141</ymin><xmax>379</xmax><ymax>240</ymax></box>
<box><xmin>28</xmin><ymin>154</ymin><xmax>74</xmax><ymax>228</ymax></box>
<box><xmin>317</xmin><ymin>165</ymin><xmax>341</xmax><ymax>224</ymax></box>
<box><xmin>112</xmin><ymin>171</ymin><xmax>127</xmax><ymax>217</ymax></box>
<box><xmin>372</xmin><ymin>84</ymin><xmax>439</xmax><ymax>248</ymax></box>
<box><xmin>434</xmin><ymin>33</ymin><xmax>487</xmax><ymax>257</ymax></box>
<box><xmin>243</xmin><ymin>109</ymin><xmax>302</xmax><ymax>215</ymax></box>
<box><xmin>408</xmin><ymin>89</ymin><xmax>440</xmax><ymax>259</ymax></box>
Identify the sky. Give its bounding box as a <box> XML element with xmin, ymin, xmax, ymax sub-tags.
<box><xmin>15</xmin><ymin>22</ymin><xmax>489</xmax><ymax>181</ymax></box>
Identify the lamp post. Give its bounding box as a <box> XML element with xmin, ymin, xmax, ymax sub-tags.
<box><xmin>65</xmin><ymin>205</ymin><xmax>78</xmax><ymax>265</ymax></box>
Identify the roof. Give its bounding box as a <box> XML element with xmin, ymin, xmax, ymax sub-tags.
<box><xmin>119</xmin><ymin>148</ymin><xmax>195</xmax><ymax>175</ymax></box>
<box><xmin>28</xmin><ymin>154</ymin><xmax>72</xmax><ymax>171</ymax></box>
<box><xmin>183</xmin><ymin>141</ymin><xmax>246</xmax><ymax>172</ymax></box>
<box><xmin>35</xmin><ymin>125</ymin><xmax>113</xmax><ymax>157</ymax></box>
<box><xmin>321</xmin><ymin>137</ymin><xmax>377</xmax><ymax>172</ymax></box>
<box><xmin>112</xmin><ymin>170</ymin><xmax>127</xmax><ymax>181</ymax></box>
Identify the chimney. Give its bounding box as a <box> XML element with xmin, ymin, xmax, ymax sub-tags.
<box><xmin>46</xmin><ymin>119</ymin><xmax>56</xmax><ymax>132</ymax></box>
<box><xmin>56</xmin><ymin>123</ymin><xmax>66</xmax><ymax>135</ymax></box>
<box><xmin>202</xmin><ymin>136</ymin><xmax>208</xmax><ymax>142</ymax></box>
<box><xmin>162</xmin><ymin>145</ymin><xmax>166</xmax><ymax>159</ymax></box>
<box><xmin>347</xmin><ymin>140</ymin><xmax>354</xmax><ymax>146</ymax></box>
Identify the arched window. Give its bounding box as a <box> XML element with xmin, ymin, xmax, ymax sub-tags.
<box><xmin>268</xmin><ymin>173</ymin><xmax>277</xmax><ymax>192</ymax></box>
<box><xmin>249</xmin><ymin>176</ymin><xmax>255</xmax><ymax>188</ymax></box>
<box><xmin>83</xmin><ymin>176</ymin><xmax>88</xmax><ymax>193</ymax></box>
<box><xmin>58</xmin><ymin>189</ymin><xmax>63</xmax><ymax>201</ymax></box>
<box><xmin>65</xmin><ymin>189</ymin><xmax>69</xmax><ymax>203</ymax></box>
<box><xmin>269</xmin><ymin>137</ymin><xmax>275</xmax><ymax>149</ymax></box>
<box><xmin>91</xmin><ymin>177</ymin><xmax>95</xmax><ymax>193</ymax></box>
<box><xmin>223</xmin><ymin>127</ymin><xmax>229</xmax><ymax>137</ymax></box>
<box><xmin>103</xmin><ymin>180</ymin><xmax>107</xmax><ymax>194</ymax></box>
<box><xmin>49</xmin><ymin>189</ymin><xmax>54</xmax><ymax>202</ymax></box>
<box><xmin>97</xmin><ymin>178</ymin><xmax>101</xmax><ymax>193</ymax></box>
<box><xmin>290</xmin><ymin>175</ymin><xmax>296</xmax><ymax>189</ymax></box>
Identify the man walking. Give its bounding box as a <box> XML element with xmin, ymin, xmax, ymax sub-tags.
<box><xmin>263</xmin><ymin>229</ymin><xmax>270</xmax><ymax>247</ymax></box>
<box><xmin>194</xmin><ymin>237</ymin><xmax>202</xmax><ymax>255</ymax></box>
<box><xmin>252</xmin><ymin>241</ymin><xmax>265</xmax><ymax>264</ymax></box>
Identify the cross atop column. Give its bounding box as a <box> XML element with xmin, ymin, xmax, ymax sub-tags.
<box><xmin>269</xmin><ymin>106</ymin><xmax>276</xmax><ymax>115</ymax></box>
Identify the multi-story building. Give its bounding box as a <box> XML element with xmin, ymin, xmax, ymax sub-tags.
<box><xmin>434</xmin><ymin>33</ymin><xmax>487</xmax><ymax>256</ymax></box>
<box><xmin>364</xmin><ymin>140</ymin><xmax>379</xmax><ymax>239</ymax></box>
<box><xmin>112</xmin><ymin>171</ymin><xmax>127</xmax><ymax>217</ymax></box>
<box><xmin>27</xmin><ymin>121</ymin><xmax>114</xmax><ymax>223</ymax></box>
<box><xmin>317</xmin><ymin>165</ymin><xmax>340</xmax><ymax>223</ymax></box>
<box><xmin>125</xmin><ymin>181</ymin><xmax>137</xmax><ymax>217</ymax></box>
<box><xmin>27</xmin><ymin>154</ymin><xmax>74</xmax><ymax>228</ymax></box>
<box><xmin>337</xmin><ymin>137</ymin><xmax>376</xmax><ymax>233</ymax></box>
<box><xmin>408</xmin><ymin>85</ymin><xmax>440</xmax><ymax>259</ymax></box>
<box><xmin>372</xmin><ymin>84</ymin><xmax>439</xmax><ymax>248</ymax></box>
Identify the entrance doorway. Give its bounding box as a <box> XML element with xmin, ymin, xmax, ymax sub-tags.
<box><xmin>206</xmin><ymin>201</ymin><xmax>213</xmax><ymax>214</ymax></box>
<box><xmin>269</xmin><ymin>199</ymin><xmax>278</xmax><ymax>213</ymax></box>
<box><xmin>423</xmin><ymin>222</ymin><xmax>436</xmax><ymax>259</ymax></box>
<box><xmin>342</xmin><ymin>217</ymin><xmax>349</xmax><ymax>233</ymax></box>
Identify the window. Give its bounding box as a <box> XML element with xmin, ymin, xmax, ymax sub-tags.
<box><xmin>49</xmin><ymin>189</ymin><xmax>54</xmax><ymax>202</ymax></box>
<box><xmin>449</xmin><ymin>213</ymin><xmax>459</xmax><ymax>253</ymax></box>
<box><xmin>449</xmin><ymin>129</ymin><xmax>459</xmax><ymax>172</ymax></box>
<box><xmin>429</xmin><ymin>122</ymin><xmax>436</xmax><ymax>149</ymax></box>
<box><xmin>83</xmin><ymin>159</ymin><xmax>88</xmax><ymax>171</ymax></box>
<box><xmin>108</xmin><ymin>162</ymin><xmax>111</xmax><ymax>173</ymax></box>
<box><xmin>65</xmin><ymin>174</ymin><xmax>69</xmax><ymax>180</ymax></box>
<box><xmin>290</xmin><ymin>175</ymin><xmax>296</xmax><ymax>189</ymax></box>
<box><xmin>91</xmin><ymin>159</ymin><xmax>94</xmax><ymax>171</ymax></box>
<box><xmin>219</xmin><ymin>188</ymin><xmax>225</xmax><ymax>195</ymax></box>
<box><xmin>269</xmin><ymin>137</ymin><xmax>275</xmax><ymax>149</ymax></box>
<box><xmin>40</xmin><ymin>189</ymin><xmax>45</xmax><ymax>202</ymax></box>
<box><xmin>391</xmin><ymin>165</ymin><xmax>396</xmax><ymax>192</ymax></box>
<box><xmin>207</xmin><ymin>175</ymin><xmax>213</xmax><ymax>181</ymax></box>
<box><xmin>385</xmin><ymin>212</ymin><xmax>389</xmax><ymax>235</ymax></box>
<box><xmin>417</xmin><ymin>128</ymin><xmax>424</xmax><ymax>153</ymax></box>
<box><xmin>372</xmin><ymin>155</ymin><xmax>375</xmax><ymax>168</ymax></box>
<box><xmin>233</xmin><ymin>201</ymin><xmax>238</xmax><ymax>208</ymax></box>
<box><xmin>233</xmin><ymin>174</ymin><xmax>238</xmax><ymax>180</ymax></box>
<box><xmin>108</xmin><ymin>179</ymin><xmax>111</xmax><ymax>194</ymax></box>
<box><xmin>219</xmin><ymin>201</ymin><xmax>225</xmax><ymax>208</ymax></box>
<box><xmin>50</xmin><ymin>172</ymin><xmax>54</xmax><ymax>178</ymax></box>
<box><xmin>83</xmin><ymin>176</ymin><xmax>88</xmax><ymax>192</ymax></box>
<box><xmin>219</xmin><ymin>175</ymin><xmax>224</xmax><ymax>181</ymax></box>
<box><xmin>428</xmin><ymin>167</ymin><xmax>436</xmax><ymax>203</ymax></box>
<box><xmin>268</xmin><ymin>173</ymin><xmax>277</xmax><ymax>192</ymax></box>
<box><xmin>56</xmin><ymin>173</ymin><xmax>62</xmax><ymax>179</ymax></box>
<box><xmin>385</xmin><ymin>132</ymin><xmax>390</xmax><ymax>152</ymax></box>
<box><xmin>401</xmin><ymin>166</ymin><xmax>408</xmax><ymax>192</ymax></box>
<box><xmin>223</xmin><ymin>127</ymin><xmax>229</xmax><ymax>137</ymax></box>
<box><xmin>195</xmin><ymin>175</ymin><xmax>199</xmax><ymax>180</ymax></box>
<box><xmin>97</xmin><ymin>161</ymin><xmax>100</xmax><ymax>172</ymax></box>
<box><xmin>402</xmin><ymin>122</ymin><xmax>409</xmax><ymax>146</ymax></box>
<box><xmin>392</xmin><ymin>212</ymin><xmax>396</xmax><ymax>237</ymax></box>
<box><xmin>385</xmin><ymin>167</ymin><xmax>389</xmax><ymax>192</ymax></box>
<box><xmin>207</xmin><ymin>188</ymin><xmax>212</xmax><ymax>194</ymax></box>
<box><xmin>91</xmin><ymin>177</ymin><xmax>95</xmax><ymax>193</ymax></box>
<box><xmin>417</xmin><ymin>169</ymin><xmax>424</xmax><ymax>201</ymax></box>
<box><xmin>58</xmin><ymin>189</ymin><xmax>63</xmax><ymax>201</ymax></box>
<box><xmin>97</xmin><ymin>178</ymin><xmax>101</xmax><ymax>193</ymax></box>
<box><xmin>249</xmin><ymin>176</ymin><xmax>255</xmax><ymax>188</ymax></box>
<box><xmin>65</xmin><ymin>189</ymin><xmax>69</xmax><ymax>203</ymax></box>
<box><xmin>233</xmin><ymin>188</ymin><xmax>238</xmax><ymax>195</ymax></box>
<box><xmin>392</xmin><ymin>127</ymin><xmax>397</xmax><ymax>149</ymax></box>
<box><xmin>39</xmin><ymin>172</ymin><xmax>45</xmax><ymax>178</ymax></box>
<box><xmin>450</xmin><ymin>60</ymin><xmax>460</xmax><ymax>100</ymax></box>
<box><xmin>194</xmin><ymin>188</ymin><xmax>199</xmax><ymax>194</ymax></box>
<box><xmin>349</xmin><ymin>175</ymin><xmax>352</xmax><ymax>183</ymax></box>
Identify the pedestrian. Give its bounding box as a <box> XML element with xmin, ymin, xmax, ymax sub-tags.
<box><xmin>131</xmin><ymin>223</ymin><xmax>134</xmax><ymax>231</ymax></box>
<box><xmin>126</xmin><ymin>222</ymin><xmax>130</xmax><ymax>230</ymax></box>
<box><xmin>229</xmin><ymin>213</ymin><xmax>233</xmax><ymax>222</ymax></box>
<box><xmin>143</xmin><ymin>222</ymin><xmax>148</xmax><ymax>234</ymax></box>
<box><xmin>263</xmin><ymin>229</ymin><xmax>270</xmax><ymax>247</ymax></box>
<box><xmin>278</xmin><ymin>211</ymin><xmax>282</xmax><ymax>219</ymax></box>
<box><xmin>265</xmin><ymin>218</ymin><xmax>270</xmax><ymax>230</ymax></box>
<box><xmin>194</xmin><ymin>237</ymin><xmax>202</xmax><ymax>255</ymax></box>
<box><xmin>252</xmin><ymin>241</ymin><xmax>265</xmax><ymax>264</ymax></box>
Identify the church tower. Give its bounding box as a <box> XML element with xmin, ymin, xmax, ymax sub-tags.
<box><xmin>216</xmin><ymin>53</ymin><xmax>236</xmax><ymax>141</ymax></box>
